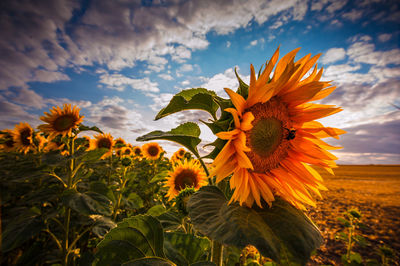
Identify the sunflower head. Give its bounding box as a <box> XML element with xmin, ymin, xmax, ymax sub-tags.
<box><xmin>12</xmin><ymin>122</ymin><xmax>34</xmax><ymax>154</ymax></box>
<box><xmin>0</xmin><ymin>129</ymin><xmax>16</xmax><ymax>152</ymax></box>
<box><xmin>142</xmin><ymin>142</ymin><xmax>162</xmax><ymax>160</ymax></box>
<box><xmin>175</xmin><ymin>187</ymin><xmax>196</xmax><ymax>215</ymax></box>
<box><xmin>34</xmin><ymin>133</ymin><xmax>47</xmax><ymax>152</ymax></box>
<box><xmin>174</xmin><ymin>148</ymin><xmax>186</xmax><ymax>159</ymax></box>
<box><xmin>87</xmin><ymin>133</ymin><xmax>114</xmax><ymax>159</ymax></box>
<box><xmin>164</xmin><ymin>159</ymin><xmax>208</xmax><ymax>201</ymax></box>
<box><xmin>132</xmin><ymin>146</ymin><xmax>142</xmax><ymax>157</ymax></box>
<box><xmin>114</xmin><ymin>137</ymin><xmax>126</xmax><ymax>148</ymax></box>
<box><xmin>121</xmin><ymin>146</ymin><xmax>133</xmax><ymax>156</ymax></box>
<box><xmin>210</xmin><ymin>47</ymin><xmax>345</xmax><ymax>209</ymax></box>
<box><xmin>44</xmin><ymin>136</ymin><xmax>69</xmax><ymax>155</ymax></box>
<box><xmin>38</xmin><ymin>104</ymin><xmax>83</xmax><ymax>140</ymax></box>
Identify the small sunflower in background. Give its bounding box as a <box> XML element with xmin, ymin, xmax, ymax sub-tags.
<box><xmin>12</xmin><ymin>122</ymin><xmax>34</xmax><ymax>154</ymax></box>
<box><xmin>45</xmin><ymin>137</ymin><xmax>69</xmax><ymax>156</ymax></box>
<box><xmin>142</xmin><ymin>142</ymin><xmax>162</xmax><ymax>160</ymax></box>
<box><xmin>164</xmin><ymin>159</ymin><xmax>208</xmax><ymax>201</ymax></box>
<box><xmin>121</xmin><ymin>146</ymin><xmax>133</xmax><ymax>157</ymax></box>
<box><xmin>38</xmin><ymin>104</ymin><xmax>83</xmax><ymax>140</ymax></box>
<box><xmin>132</xmin><ymin>146</ymin><xmax>142</xmax><ymax>157</ymax></box>
<box><xmin>87</xmin><ymin>133</ymin><xmax>114</xmax><ymax>159</ymax></box>
<box><xmin>0</xmin><ymin>129</ymin><xmax>16</xmax><ymax>152</ymax></box>
<box><xmin>114</xmin><ymin>137</ymin><xmax>126</xmax><ymax>148</ymax></box>
<box><xmin>34</xmin><ymin>133</ymin><xmax>47</xmax><ymax>153</ymax></box>
<box><xmin>174</xmin><ymin>148</ymin><xmax>186</xmax><ymax>159</ymax></box>
<box><xmin>211</xmin><ymin>47</ymin><xmax>345</xmax><ymax>210</ymax></box>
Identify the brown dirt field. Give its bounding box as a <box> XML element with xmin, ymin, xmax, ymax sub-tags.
<box><xmin>307</xmin><ymin>165</ymin><xmax>400</xmax><ymax>265</ymax></box>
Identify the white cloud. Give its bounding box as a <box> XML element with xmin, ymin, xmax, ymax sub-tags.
<box><xmin>250</xmin><ymin>40</ymin><xmax>258</xmax><ymax>46</ymax></box>
<box><xmin>158</xmin><ymin>73</ymin><xmax>174</xmax><ymax>80</ymax></box>
<box><xmin>181</xmin><ymin>80</ymin><xmax>190</xmax><ymax>86</ymax></box>
<box><xmin>99</xmin><ymin>73</ymin><xmax>159</xmax><ymax>92</ymax></box>
<box><xmin>226</xmin><ymin>41</ymin><xmax>231</xmax><ymax>48</ymax></box>
<box><xmin>178</xmin><ymin>64</ymin><xmax>194</xmax><ymax>72</ymax></box>
<box><xmin>200</xmin><ymin>66</ymin><xmax>249</xmax><ymax>96</ymax></box>
<box><xmin>321</xmin><ymin>48</ymin><xmax>346</xmax><ymax>64</ymax></box>
<box><xmin>347</xmin><ymin>42</ymin><xmax>400</xmax><ymax>66</ymax></box>
<box><xmin>378</xmin><ymin>33</ymin><xmax>392</xmax><ymax>42</ymax></box>
<box><xmin>342</xmin><ymin>9</ymin><xmax>364</xmax><ymax>21</ymax></box>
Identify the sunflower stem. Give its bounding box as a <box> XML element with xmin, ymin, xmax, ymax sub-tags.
<box><xmin>211</xmin><ymin>240</ymin><xmax>223</xmax><ymax>266</ymax></box>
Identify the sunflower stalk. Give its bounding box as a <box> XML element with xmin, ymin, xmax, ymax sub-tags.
<box><xmin>113</xmin><ymin>166</ymin><xmax>128</xmax><ymax>221</ymax></box>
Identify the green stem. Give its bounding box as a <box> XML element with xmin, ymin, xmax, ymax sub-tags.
<box><xmin>346</xmin><ymin>218</ymin><xmax>353</xmax><ymax>261</ymax></box>
<box><xmin>211</xmin><ymin>241</ymin><xmax>223</xmax><ymax>266</ymax></box>
<box><xmin>62</xmin><ymin>137</ymin><xmax>75</xmax><ymax>266</ymax></box>
<box><xmin>113</xmin><ymin>167</ymin><xmax>127</xmax><ymax>221</ymax></box>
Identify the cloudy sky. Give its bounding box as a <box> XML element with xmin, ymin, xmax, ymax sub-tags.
<box><xmin>1</xmin><ymin>0</ymin><xmax>399</xmax><ymax>164</ymax></box>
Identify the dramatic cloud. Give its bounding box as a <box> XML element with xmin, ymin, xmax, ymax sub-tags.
<box><xmin>321</xmin><ymin>48</ymin><xmax>346</xmax><ymax>64</ymax></box>
<box><xmin>200</xmin><ymin>67</ymin><xmax>249</xmax><ymax>96</ymax></box>
<box><xmin>99</xmin><ymin>73</ymin><xmax>159</xmax><ymax>92</ymax></box>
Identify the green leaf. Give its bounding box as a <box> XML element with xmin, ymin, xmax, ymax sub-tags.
<box><xmin>147</xmin><ymin>205</ymin><xmax>167</xmax><ymax>217</ymax></box>
<box><xmin>122</xmin><ymin>257</ymin><xmax>175</xmax><ymax>266</ymax></box>
<box><xmin>157</xmin><ymin>211</ymin><xmax>184</xmax><ymax>231</ymax></box>
<box><xmin>150</xmin><ymin>170</ymin><xmax>169</xmax><ymax>183</ymax></box>
<box><xmin>337</xmin><ymin>217</ymin><xmax>351</xmax><ymax>227</ymax></box>
<box><xmin>137</xmin><ymin>122</ymin><xmax>201</xmax><ymax>158</ymax></box>
<box><xmin>187</xmin><ymin>186</ymin><xmax>323</xmax><ymax>265</ymax></box>
<box><xmin>349</xmin><ymin>252</ymin><xmax>363</xmax><ymax>264</ymax></box>
<box><xmin>126</xmin><ymin>192</ymin><xmax>144</xmax><ymax>209</ymax></box>
<box><xmin>155</xmin><ymin>88</ymin><xmax>220</xmax><ymax>120</ymax></box>
<box><xmin>164</xmin><ymin>232</ymin><xmax>211</xmax><ymax>265</ymax></box>
<box><xmin>62</xmin><ymin>189</ymin><xmax>113</xmax><ymax>216</ymax></box>
<box><xmin>90</xmin><ymin>215</ymin><xmax>117</xmax><ymax>238</ymax></box>
<box><xmin>80</xmin><ymin>148</ymin><xmax>109</xmax><ymax>162</ymax></box>
<box><xmin>78</xmin><ymin>124</ymin><xmax>103</xmax><ymax>134</ymax></box>
<box><xmin>1</xmin><ymin>211</ymin><xmax>44</xmax><ymax>252</ymax></box>
<box><xmin>90</xmin><ymin>181</ymin><xmax>116</xmax><ymax>204</ymax></box>
<box><xmin>95</xmin><ymin>215</ymin><xmax>166</xmax><ymax>265</ymax></box>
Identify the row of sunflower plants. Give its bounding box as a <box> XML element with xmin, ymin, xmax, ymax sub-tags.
<box><xmin>2</xmin><ymin>46</ymin><xmax>346</xmax><ymax>266</ymax></box>
<box><xmin>0</xmin><ymin>105</ymin><xmax>194</xmax><ymax>265</ymax></box>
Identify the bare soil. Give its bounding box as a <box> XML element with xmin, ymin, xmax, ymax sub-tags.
<box><xmin>307</xmin><ymin>165</ymin><xmax>400</xmax><ymax>265</ymax></box>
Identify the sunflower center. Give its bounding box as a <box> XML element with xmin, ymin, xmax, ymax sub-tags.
<box><xmin>245</xmin><ymin>97</ymin><xmax>291</xmax><ymax>173</ymax></box>
<box><xmin>174</xmin><ymin>169</ymin><xmax>198</xmax><ymax>191</ymax></box>
<box><xmin>98</xmin><ymin>138</ymin><xmax>111</xmax><ymax>149</ymax></box>
<box><xmin>179</xmin><ymin>150</ymin><xmax>185</xmax><ymax>156</ymax></box>
<box><xmin>5</xmin><ymin>138</ymin><xmax>15</xmax><ymax>148</ymax></box>
<box><xmin>148</xmin><ymin>146</ymin><xmax>159</xmax><ymax>156</ymax></box>
<box><xmin>249</xmin><ymin>117</ymin><xmax>282</xmax><ymax>157</ymax></box>
<box><xmin>53</xmin><ymin>115</ymin><xmax>76</xmax><ymax>131</ymax></box>
<box><xmin>20</xmin><ymin>129</ymin><xmax>32</xmax><ymax>146</ymax></box>
<box><xmin>134</xmin><ymin>148</ymin><xmax>141</xmax><ymax>155</ymax></box>
<box><xmin>124</xmin><ymin>149</ymin><xmax>131</xmax><ymax>155</ymax></box>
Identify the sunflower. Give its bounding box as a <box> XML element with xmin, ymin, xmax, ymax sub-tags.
<box><xmin>34</xmin><ymin>133</ymin><xmax>47</xmax><ymax>152</ymax></box>
<box><xmin>210</xmin><ymin>47</ymin><xmax>345</xmax><ymax>210</ymax></box>
<box><xmin>0</xmin><ymin>129</ymin><xmax>16</xmax><ymax>152</ymax></box>
<box><xmin>38</xmin><ymin>104</ymin><xmax>83</xmax><ymax>140</ymax></box>
<box><xmin>174</xmin><ymin>148</ymin><xmax>186</xmax><ymax>159</ymax></box>
<box><xmin>132</xmin><ymin>146</ymin><xmax>142</xmax><ymax>157</ymax></box>
<box><xmin>114</xmin><ymin>137</ymin><xmax>126</xmax><ymax>147</ymax></box>
<box><xmin>121</xmin><ymin>146</ymin><xmax>133</xmax><ymax>156</ymax></box>
<box><xmin>164</xmin><ymin>159</ymin><xmax>208</xmax><ymax>201</ymax></box>
<box><xmin>12</xmin><ymin>122</ymin><xmax>34</xmax><ymax>154</ymax></box>
<box><xmin>87</xmin><ymin>133</ymin><xmax>114</xmax><ymax>159</ymax></box>
<box><xmin>142</xmin><ymin>142</ymin><xmax>162</xmax><ymax>160</ymax></box>
<box><xmin>45</xmin><ymin>137</ymin><xmax>69</xmax><ymax>155</ymax></box>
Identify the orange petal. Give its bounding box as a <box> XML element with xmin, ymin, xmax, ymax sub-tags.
<box><xmin>225</xmin><ymin>88</ymin><xmax>246</xmax><ymax>115</ymax></box>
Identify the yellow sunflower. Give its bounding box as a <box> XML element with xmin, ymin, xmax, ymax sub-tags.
<box><xmin>173</xmin><ymin>148</ymin><xmax>186</xmax><ymax>159</ymax></box>
<box><xmin>38</xmin><ymin>104</ymin><xmax>83</xmax><ymax>140</ymax></box>
<box><xmin>211</xmin><ymin>47</ymin><xmax>345</xmax><ymax>210</ymax></box>
<box><xmin>132</xmin><ymin>146</ymin><xmax>142</xmax><ymax>157</ymax></box>
<box><xmin>0</xmin><ymin>129</ymin><xmax>16</xmax><ymax>152</ymax></box>
<box><xmin>12</xmin><ymin>122</ymin><xmax>34</xmax><ymax>154</ymax></box>
<box><xmin>34</xmin><ymin>133</ymin><xmax>47</xmax><ymax>152</ymax></box>
<box><xmin>44</xmin><ymin>138</ymin><xmax>69</xmax><ymax>155</ymax></box>
<box><xmin>114</xmin><ymin>137</ymin><xmax>126</xmax><ymax>147</ymax></box>
<box><xmin>121</xmin><ymin>146</ymin><xmax>133</xmax><ymax>156</ymax></box>
<box><xmin>164</xmin><ymin>159</ymin><xmax>208</xmax><ymax>201</ymax></box>
<box><xmin>87</xmin><ymin>133</ymin><xmax>114</xmax><ymax>159</ymax></box>
<box><xmin>142</xmin><ymin>142</ymin><xmax>162</xmax><ymax>160</ymax></box>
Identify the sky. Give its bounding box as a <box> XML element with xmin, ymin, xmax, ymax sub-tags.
<box><xmin>1</xmin><ymin>0</ymin><xmax>399</xmax><ymax>164</ymax></box>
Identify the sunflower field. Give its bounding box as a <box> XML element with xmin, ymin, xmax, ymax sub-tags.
<box><xmin>0</xmin><ymin>47</ymin><xmax>372</xmax><ymax>266</ymax></box>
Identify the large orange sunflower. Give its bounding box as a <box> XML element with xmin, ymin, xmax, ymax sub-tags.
<box><xmin>12</xmin><ymin>122</ymin><xmax>34</xmax><ymax>154</ymax></box>
<box><xmin>142</xmin><ymin>142</ymin><xmax>162</xmax><ymax>160</ymax></box>
<box><xmin>87</xmin><ymin>133</ymin><xmax>114</xmax><ymax>159</ymax></box>
<box><xmin>211</xmin><ymin>47</ymin><xmax>345</xmax><ymax>210</ymax></box>
<box><xmin>38</xmin><ymin>104</ymin><xmax>83</xmax><ymax>140</ymax></box>
<box><xmin>165</xmin><ymin>159</ymin><xmax>208</xmax><ymax>201</ymax></box>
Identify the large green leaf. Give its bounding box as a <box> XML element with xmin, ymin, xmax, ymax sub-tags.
<box><xmin>1</xmin><ymin>211</ymin><xmax>44</xmax><ymax>252</ymax></box>
<box><xmin>122</xmin><ymin>257</ymin><xmax>175</xmax><ymax>266</ymax></box>
<box><xmin>90</xmin><ymin>181</ymin><xmax>116</xmax><ymax>204</ymax></box>
<box><xmin>187</xmin><ymin>186</ymin><xmax>323</xmax><ymax>265</ymax></box>
<box><xmin>164</xmin><ymin>232</ymin><xmax>211</xmax><ymax>265</ymax></box>
<box><xmin>136</xmin><ymin>122</ymin><xmax>201</xmax><ymax>158</ymax></box>
<box><xmin>155</xmin><ymin>88</ymin><xmax>220</xmax><ymax>120</ymax></box>
<box><xmin>89</xmin><ymin>215</ymin><xmax>117</xmax><ymax>238</ymax></box>
<box><xmin>94</xmin><ymin>215</ymin><xmax>166</xmax><ymax>265</ymax></box>
<box><xmin>157</xmin><ymin>211</ymin><xmax>184</xmax><ymax>231</ymax></box>
<box><xmin>78</xmin><ymin>124</ymin><xmax>103</xmax><ymax>134</ymax></box>
<box><xmin>62</xmin><ymin>189</ymin><xmax>113</xmax><ymax>216</ymax></box>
